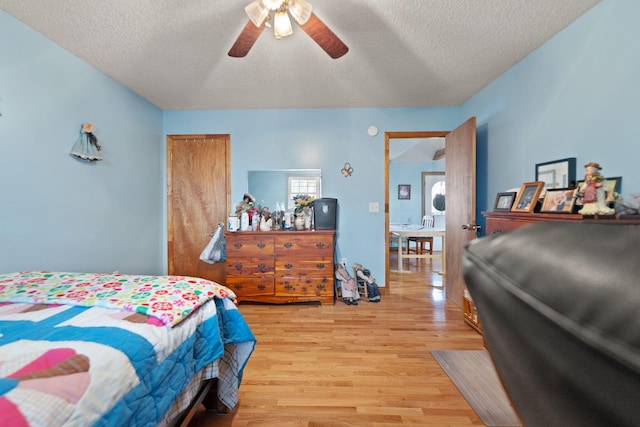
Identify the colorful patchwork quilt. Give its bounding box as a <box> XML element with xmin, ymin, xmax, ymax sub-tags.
<box><xmin>0</xmin><ymin>271</ymin><xmax>255</xmax><ymax>427</ymax></box>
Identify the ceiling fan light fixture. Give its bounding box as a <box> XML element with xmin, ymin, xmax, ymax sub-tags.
<box><xmin>273</xmin><ymin>10</ymin><xmax>293</xmax><ymax>39</ymax></box>
<box><xmin>231</xmin><ymin>0</ymin><xmax>348</xmax><ymax>59</ymax></box>
<box><xmin>288</xmin><ymin>0</ymin><xmax>312</xmax><ymax>25</ymax></box>
<box><xmin>262</xmin><ymin>0</ymin><xmax>285</xmax><ymax>10</ymax></box>
<box><xmin>245</xmin><ymin>0</ymin><xmax>270</xmax><ymax>27</ymax></box>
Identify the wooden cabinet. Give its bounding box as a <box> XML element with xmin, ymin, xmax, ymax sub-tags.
<box><xmin>464</xmin><ymin>211</ymin><xmax>640</xmax><ymax>335</ymax></box>
<box><xmin>484</xmin><ymin>211</ymin><xmax>640</xmax><ymax>235</ymax></box>
<box><xmin>226</xmin><ymin>230</ymin><xmax>335</xmax><ymax>305</ymax></box>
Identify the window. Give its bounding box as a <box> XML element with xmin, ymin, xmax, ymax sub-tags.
<box><xmin>431</xmin><ymin>181</ymin><xmax>446</xmax><ymax>215</ymax></box>
<box><xmin>288</xmin><ymin>176</ymin><xmax>321</xmax><ymax>210</ymax></box>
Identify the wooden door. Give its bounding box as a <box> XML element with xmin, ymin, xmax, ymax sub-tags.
<box><xmin>445</xmin><ymin>117</ymin><xmax>477</xmax><ymax>308</ymax></box>
<box><xmin>167</xmin><ymin>134</ymin><xmax>230</xmax><ymax>284</ymax></box>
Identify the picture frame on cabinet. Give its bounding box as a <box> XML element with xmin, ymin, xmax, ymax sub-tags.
<box><xmin>398</xmin><ymin>184</ymin><xmax>411</xmax><ymax>200</ymax></box>
<box><xmin>494</xmin><ymin>192</ymin><xmax>517</xmax><ymax>212</ymax></box>
<box><xmin>540</xmin><ymin>188</ymin><xmax>576</xmax><ymax>213</ymax></box>
<box><xmin>535</xmin><ymin>157</ymin><xmax>576</xmax><ymax>190</ymax></box>
<box><xmin>511</xmin><ymin>181</ymin><xmax>545</xmax><ymax>213</ymax></box>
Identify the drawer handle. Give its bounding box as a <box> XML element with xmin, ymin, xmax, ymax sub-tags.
<box><xmin>257</xmin><ymin>263</ymin><xmax>267</xmax><ymax>271</ymax></box>
<box><xmin>233</xmin><ymin>284</ymin><xmax>243</xmax><ymax>290</ymax></box>
<box><xmin>284</xmin><ymin>242</ymin><xmax>293</xmax><ymax>248</ymax></box>
<box><xmin>234</xmin><ymin>263</ymin><xmax>243</xmax><ymax>270</ymax></box>
<box><xmin>317</xmin><ymin>284</ymin><xmax>325</xmax><ymax>290</ymax></box>
<box><xmin>284</xmin><ymin>284</ymin><xmax>293</xmax><ymax>290</ymax></box>
<box><xmin>257</xmin><ymin>242</ymin><xmax>266</xmax><ymax>249</ymax></box>
<box><xmin>284</xmin><ymin>263</ymin><xmax>293</xmax><ymax>269</ymax></box>
<box><xmin>234</xmin><ymin>243</ymin><xmax>243</xmax><ymax>249</ymax></box>
<box><xmin>316</xmin><ymin>263</ymin><xmax>325</xmax><ymax>269</ymax></box>
<box><xmin>316</xmin><ymin>242</ymin><xmax>325</xmax><ymax>249</ymax></box>
<box><xmin>258</xmin><ymin>284</ymin><xmax>266</xmax><ymax>290</ymax></box>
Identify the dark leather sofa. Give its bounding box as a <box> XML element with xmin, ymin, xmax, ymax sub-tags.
<box><xmin>462</xmin><ymin>222</ymin><xmax>640</xmax><ymax>427</ymax></box>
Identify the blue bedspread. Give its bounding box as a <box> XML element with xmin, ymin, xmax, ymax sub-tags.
<box><xmin>0</xmin><ymin>280</ymin><xmax>255</xmax><ymax>427</ymax></box>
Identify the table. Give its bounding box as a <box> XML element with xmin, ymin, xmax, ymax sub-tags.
<box><xmin>390</xmin><ymin>224</ymin><xmax>446</xmax><ymax>274</ymax></box>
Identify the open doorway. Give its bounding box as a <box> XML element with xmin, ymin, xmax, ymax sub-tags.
<box><xmin>384</xmin><ymin>131</ymin><xmax>448</xmax><ymax>293</ymax></box>
<box><xmin>384</xmin><ymin>118</ymin><xmax>478</xmax><ymax>309</ymax></box>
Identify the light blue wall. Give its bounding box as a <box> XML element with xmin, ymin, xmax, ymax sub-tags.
<box><xmin>389</xmin><ymin>161</ymin><xmax>445</xmax><ymax>225</ymax></box>
<box><xmin>0</xmin><ymin>10</ymin><xmax>163</xmax><ymax>274</ymax></box>
<box><xmin>3</xmin><ymin>0</ymin><xmax>638</xmax><ymax>283</ymax></box>
<box><xmin>163</xmin><ymin>109</ymin><xmax>462</xmax><ymax>282</ymax></box>
<box><xmin>462</xmin><ymin>0</ymin><xmax>640</xmax><ymax>234</ymax></box>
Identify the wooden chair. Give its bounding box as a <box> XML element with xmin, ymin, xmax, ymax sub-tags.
<box><xmin>353</xmin><ymin>266</ymin><xmax>369</xmax><ymax>299</ymax></box>
<box><xmin>406</xmin><ymin>215</ymin><xmax>434</xmax><ymax>256</ymax></box>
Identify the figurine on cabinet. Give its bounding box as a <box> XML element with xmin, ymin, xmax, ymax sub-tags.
<box><xmin>235</xmin><ymin>193</ymin><xmax>255</xmax><ymax>217</ymax></box>
<box><xmin>578</xmin><ymin>162</ymin><xmax>615</xmax><ymax>215</ymax></box>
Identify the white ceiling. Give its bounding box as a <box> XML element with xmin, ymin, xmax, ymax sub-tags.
<box><xmin>390</xmin><ymin>138</ymin><xmax>445</xmax><ymax>163</ymax></box>
<box><xmin>0</xmin><ymin>0</ymin><xmax>598</xmax><ymax>111</ymax></box>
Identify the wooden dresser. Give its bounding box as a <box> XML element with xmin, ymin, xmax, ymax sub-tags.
<box><xmin>463</xmin><ymin>211</ymin><xmax>640</xmax><ymax>335</ymax></box>
<box><xmin>225</xmin><ymin>230</ymin><xmax>335</xmax><ymax>305</ymax></box>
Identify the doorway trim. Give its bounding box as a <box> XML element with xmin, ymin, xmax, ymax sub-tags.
<box><xmin>384</xmin><ymin>131</ymin><xmax>449</xmax><ymax>293</ymax></box>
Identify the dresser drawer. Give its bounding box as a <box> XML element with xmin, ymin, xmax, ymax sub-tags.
<box><xmin>226</xmin><ymin>257</ymin><xmax>274</xmax><ymax>276</ymax></box>
<box><xmin>226</xmin><ymin>277</ymin><xmax>275</xmax><ymax>296</ymax></box>
<box><xmin>275</xmin><ymin>276</ymin><xmax>333</xmax><ymax>297</ymax></box>
<box><xmin>226</xmin><ymin>234</ymin><xmax>274</xmax><ymax>257</ymax></box>
<box><xmin>275</xmin><ymin>256</ymin><xmax>333</xmax><ymax>277</ymax></box>
<box><xmin>274</xmin><ymin>234</ymin><xmax>333</xmax><ymax>256</ymax></box>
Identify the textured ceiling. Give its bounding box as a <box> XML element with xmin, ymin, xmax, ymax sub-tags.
<box><xmin>0</xmin><ymin>0</ymin><xmax>598</xmax><ymax>110</ymax></box>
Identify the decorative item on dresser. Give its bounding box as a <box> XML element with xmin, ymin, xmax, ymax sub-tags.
<box><xmin>225</xmin><ymin>230</ymin><xmax>335</xmax><ymax>304</ymax></box>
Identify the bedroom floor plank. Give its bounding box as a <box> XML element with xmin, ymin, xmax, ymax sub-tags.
<box><xmin>190</xmin><ymin>257</ymin><xmax>486</xmax><ymax>426</ymax></box>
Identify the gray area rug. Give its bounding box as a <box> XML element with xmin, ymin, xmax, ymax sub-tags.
<box><xmin>431</xmin><ymin>350</ymin><xmax>521</xmax><ymax>427</ymax></box>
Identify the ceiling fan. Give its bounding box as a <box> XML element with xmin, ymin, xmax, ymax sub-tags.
<box><xmin>228</xmin><ymin>0</ymin><xmax>348</xmax><ymax>59</ymax></box>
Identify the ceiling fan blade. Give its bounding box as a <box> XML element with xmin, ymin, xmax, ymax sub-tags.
<box><xmin>299</xmin><ymin>13</ymin><xmax>348</xmax><ymax>59</ymax></box>
<box><xmin>228</xmin><ymin>20</ymin><xmax>266</xmax><ymax>58</ymax></box>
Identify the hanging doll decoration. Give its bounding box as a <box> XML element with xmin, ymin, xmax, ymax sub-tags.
<box><xmin>353</xmin><ymin>263</ymin><xmax>381</xmax><ymax>303</ymax></box>
<box><xmin>70</xmin><ymin>123</ymin><xmax>103</xmax><ymax>161</ymax></box>
<box><xmin>335</xmin><ymin>263</ymin><xmax>360</xmax><ymax>305</ymax></box>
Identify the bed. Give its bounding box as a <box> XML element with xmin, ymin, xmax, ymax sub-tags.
<box><xmin>0</xmin><ymin>271</ymin><xmax>256</xmax><ymax>427</ymax></box>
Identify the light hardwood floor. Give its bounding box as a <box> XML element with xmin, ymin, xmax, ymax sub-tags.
<box><xmin>191</xmin><ymin>255</ymin><xmax>486</xmax><ymax>426</ymax></box>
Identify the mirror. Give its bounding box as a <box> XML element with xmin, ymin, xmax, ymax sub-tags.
<box><xmin>248</xmin><ymin>169</ymin><xmax>322</xmax><ymax>210</ymax></box>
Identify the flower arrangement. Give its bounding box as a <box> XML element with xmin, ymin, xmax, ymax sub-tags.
<box><xmin>293</xmin><ymin>194</ymin><xmax>314</xmax><ymax>215</ymax></box>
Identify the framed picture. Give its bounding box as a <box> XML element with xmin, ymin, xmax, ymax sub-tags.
<box><xmin>511</xmin><ymin>181</ymin><xmax>544</xmax><ymax>213</ymax></box>
<box><xmin>535</xmin><ymin>157</ymin><xmax>576</xmax><ymax>190</ymax></box>
<box><xmin>575</xmin><ymin>176</ymin><xmax>622</xmax><ymax>205</ymax></box>
<box><xmin>540</xmin><ymin>188</ymin><xmax>576</xmax><ymax>213</ymax></box>
<box><xmin>398</xmin><ymin>184</ymin><xmax>411</xmax><ymax>200</ymax></box>
<box><xmin>494</xmin><ymin>192</ymin><xmax>517</xmax><ymax>212</ymax></box>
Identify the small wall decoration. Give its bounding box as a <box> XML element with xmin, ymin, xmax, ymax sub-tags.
<box><xmin>493</xmin><ymin>192</ymin><xmax>517</xmax><ymax>212</ymax></box>
<box><xmin>511</xmin><ymin>181</ymin><xmax>544</xmax><ymax>213</ymax></box>
<box><xmin>341</xmin><ymin>162</ymin><xmax>353</xmax><ymax>177</ymax></box>
<box><xmin>398</xmin><ymin>184</ymin><xmax>411</xmax><ymax>200</ymax></box>
<box><xmin>540</xmin><ymin>188</ymin><xmax>576</xmax><ymax>213</ymax></box>
<box><xmin>535</xmin><ymin>157</ymin><xmax>576</xmax><ymax>189</ymax></box>
<box><xmin>70</xmin><ymin>123</ymin><xmax>103</xmax><ymax>162</ymax></box>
